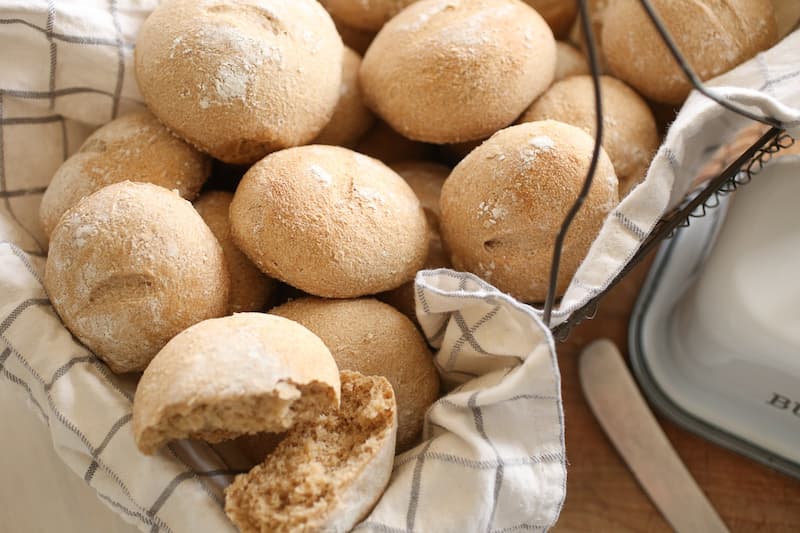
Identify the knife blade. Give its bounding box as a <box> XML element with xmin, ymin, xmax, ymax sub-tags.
<box><xmin>578</xmin><ymin>339</ymin><xmax>729</xmax><ymax>533</ymax></box>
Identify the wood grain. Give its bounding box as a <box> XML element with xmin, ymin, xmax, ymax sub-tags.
<box><xmin>552</xmin><ymin>253</ymin><xmax>800</xmax><ymax>532</ymax></box>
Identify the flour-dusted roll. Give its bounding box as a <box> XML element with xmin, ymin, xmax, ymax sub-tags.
<box><xmin>313</xmin><ymin>47</ymin><xmax>375</xmax><ymax>148</ymax></box>
<box><xmin>39</xmin><ymin>110</ymin><xmax>210</xmax><ymax>240</ymax></box>
<box><xmin>135</xmin><ymin>0</ymin><xmax>344</xmax><ymax>164</ymax></box>
<box><xmin>230</xmin><ymin>145</ymin><xmax>429</xmax><ymax>298</ymax></box>
<box><xmin>225</xmin><ymin>371</ymin><xmax>396</xmax><ymax>533</ymax></box>
<box><xmin>554</xmin><ymin>41</ymin><xmax>589</xmax><ymax>81</ymax></box>
<box><xmin>381</xmin><ymin>161</ymin><xmax>451</xmax><ymax>320</ymax></box>
<box><xmin>323</xmin><ymin>0</ymin><xmax>420</xmax><ymax>31</ymax></box>
<box><xmin>133</xmin><ymin>313</ymin><xmax>341</xmax><ymax>455</ymax></box>
<box><xmin>44</xmin><ymin>182</ymin><xmax>229</xmax><ymax>374</ymax></box>
<box><xmin>194</xmin><ymin>191</ymin><xmax>275</xmax><ymax>313</ymax></box>
<box><xmin>271</xmin><ymin>297</ymin><xmax>439</xmax><ymax>451</ymax></box>
<box><xmin>360</xmin><ymin>0</ymin><xmax>556</xmax><ymax>143</ymax></box>
<box><xmin>521</xmin><ymin>75</ymin><xmax>658</xmax><ymax>195</ymax></box>
<box><xmin>602</xmin><ymin>0</ymin><xmax>777</xmax><ymax>104</ymax></box>
<box><xmin>440</xmin><ymin>120</ymin><xmax>619</xmax><ymax>302</ymax></box>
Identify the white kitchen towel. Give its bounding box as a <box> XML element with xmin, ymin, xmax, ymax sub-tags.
<box><xmin>0</xmin><ymin>2</ymin><xmax>798</xmax><ymax>533</ymax></box>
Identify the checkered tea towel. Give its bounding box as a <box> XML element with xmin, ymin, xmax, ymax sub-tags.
<box><xmin>0</xmin><ymin>1</ymin><xmax>799</xmax><ymax>531</ymax></box>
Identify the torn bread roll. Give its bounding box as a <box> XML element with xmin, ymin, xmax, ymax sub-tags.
<box><xmin>230</xmin><ymin>145</ymin><xmax>429</xmax><ymax>298</ymax></box>
<box><xmin>135</xmin><ymin>0</ymin><xmax>344</xmax><ymax>164</ymax></box>
<box><xmin>39</xmin><ymin>110</ymin><xmax>210</xmax><ymax>240</ymax></box>
<box><xmin>225</xmin><ymin>370</ymin><xmax>396</xmax><ymax>533</ymax></box>
<box><xmin>44</xmin><ymin>182</ymin><xmax>229</xmax><ymax>374</ymax></box>
<box><xmin>132</xmin><ymin>313</ymin><xmax>341</xmax><ymax>455</ymax></box>
<box><xmin>271</xmin><ymin>297</ymin><xmax>439</xmax><ymax>451</ymax></box>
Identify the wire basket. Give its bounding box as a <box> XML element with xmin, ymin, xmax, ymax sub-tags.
<box><xmin>543</xmin><ymin>0</ymin><xmax>797</xmax><ymax>340</ymax></box>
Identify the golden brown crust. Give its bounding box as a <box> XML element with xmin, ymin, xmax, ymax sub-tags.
<box><xmin>554</xmin><ymin>41</ymin><xmax>589</xmax><ymax>81</ymax></box>
<box><xmin>332</xmin><ymin>17</ymin><xmax>377</xmax><ymax>55</ymax></box>
<box><xmin>314</xmin><ymin>47</ymin><xmax>375</xmax><ymax>148</ymax></box>
<box><xmin>39</xmin><ymin>110</ymin><xmax>210</xmax><ymax>240</ymax></box>
<box><xmin>521</xmin><ymin>75</ymin><xmax>658</xmax><ymax>195</ymax></box>
<box><xmin>523</xmin><ymin>0</ymin><xmax>578</xmax><ymax>37</ymax></box>
<box><xmin>229</xmin><ymin>145</ymin><xmax>429</xmax><ymax>298</ymax></box>
<box><xmin>44</xmin><ymin>182</ymin><xmax>229</xmax><ymax>373</ymax></box>
<box><xmin>440</xmin><ymin>120</ymin><xmax>619</xmax><ymax>302</ymax></box>
<box><xmin>323</xmin><ymin>0</ymin><xmax>420</xmax><ymax>31</ymax></box>
<box><xmin>133</xmin><ymin>313</ymin><xmax>341</xmax><ymax>455</ymax></box>
<box><xmin>193</xmin><ymin>191</ymin><xmax>275</xmax><ymax>313</ymax></box>
<box><xmin>602</xmin><ymin>0</ymin><xmax>777</xmax><ymax>104</ymax></box>
<box><xmin>360</xmin><ymin>0</ymin><xmax>557</xmax><ymax>143</ymax></box>
<box><xmin>135</xmin><ymin>0</ymin><xmax>344</xmax><ymax>164</ymax></box>
<box><xmin>355</xmin><ymin>121</ymin><xmax>435</xmax><ymax>164</ymax></box>
<box><xmin>271</xmin><ymin>297</ymin><xmax>439</xmax><ymax>451</ymax></box>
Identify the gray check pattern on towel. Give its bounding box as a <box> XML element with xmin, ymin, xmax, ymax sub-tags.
<box><xmin>1</xmin><ymin>1</ymin><xmax>799</xmax><ymax>532</ymax></box>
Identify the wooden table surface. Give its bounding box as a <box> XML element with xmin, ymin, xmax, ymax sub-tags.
<box><xmin>551</xmin><ymin>253</ymin><xmax>800</xmax><ymax>532</ymax></box>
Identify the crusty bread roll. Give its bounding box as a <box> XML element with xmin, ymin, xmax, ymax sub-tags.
<box><xmin>133</xmin><ymin>313</ymin><xmax>341</xmax><ymax>455</ymax></box>
<box><xmin>230</xmin><ymin>145</ymin><xmax>429</xmax><ymax>298</ymax></box>
<box><xmin>356</xmin><ymin>120</ymin><xmax>434</xmax><ymax>163</ymax></box>
<box><xmin>381</xmin><ymin>161</ymin><xmax>451</xmax><ymax>320</ymax></box>
<box><xmin>554</xmin><ymin>41</ymin><xmax>589</xmax><ymax>81</ymax></box>
<box><xmin>602</xmin><ymin>0</ymin><xmax>777</xmax><ymax>104</ymax></box>
<box><xmin>333</xmin><ymin>17</ymin><xmax>376</xmax><ymax>55</ymax></box>
<box><xmin>45</xmin><ymin>182</ymin><xmax>229</xmax><ymax>374</ymax></box>
<box><xmin>323</xmin><ymin>0</ymin><xmax>419</xmax><ymax>31</ymax></box>
<box><xmin>440</xmin><ymin>120</ymin><xmax>619</xmax><ymax>302</ymax></box>
<box><xmin>225</xmin><ymin>370</ymin><xmax>396</xmax><ymax>533</ymax></box>
<box><xmin>39</xmin><ymin>110</ymin><xmax>210</xmax><ymax>240</ymax></box>
<box><xmin>271</xmin><ymin>297</ymin><xmax>439</xmax><ymax>451</ymax></box>
<box><xmin>524</xmin><ymin>0</ymin><xmax>577</xmax><ymax>37</ymax></box>
<box><xmin>193</xmin><ymin>191</ymin><xmax>275</xmax><ymax>313</ymax></box>
<box><xmin>313</xmin><ymin>47</ymin><xmax>375</xmax><ymax>147</ymax></box>
<box><xmin>360</xmin><ymin>0</ymin><xmax>556</xmax><ymax>143</ymax></box>
<box><xmin>135</xmin><ymin>0</ymin><xmax>343</xmax><ymax>164</ymax></box>
<box><xmin>521</xmin><ymin>75</ymin><xmax>658</xmax><ymax>196</ymax></box>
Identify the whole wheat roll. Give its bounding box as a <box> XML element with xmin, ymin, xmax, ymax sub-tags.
<box><xmin>194</xmin><ymin>191</ymin><xmax>275</xmax><ymax>313</ymax></box>
<box><xmin>360</xmin><ymin>0</ymin><xmax>556</xmax><ymax>143</ymax></box>
<box><xmin>39</xmin><ymin>110</ymin><xmax>210</xmax><ymax>240</ymax></box>
<box><xmin>554</xmin><ymin>41</ymin><xmax>589</xmax><ymax>81</ymax></box>
<box><xmin>602</xmin><ymin>0</ymin><xmax>777</xmax><ymax>105</ymax></box>
<box><xmin>313</xmin><ymin>47</ymin><xmax>375</xmax><ymax>148</ymax></box>
<box><xmin>381</xmin><ymin>161</ymin><xmax>451</xmax><ymax>320</ymax></box>
<box><xmin>523</xmin><ymin>0</ymin><xmax>577</xmax><ymax>37</ymax></box>
<box><xmin>44</xmin><ymin>182</ymin><xmax>229</xmax><ymax>374</ymax></box>
<box><xmin>133</xmin><ymin>313</ymin><xmax>341</xmax><ymax>455</ymax></box>
<box><xmin>521</xmin><ymin>75</ymin><xmax>658</xmax><ymax>196</ymax></box>
<box><xmin>271</xmin><ymin>297</ymin><xmax>439</xmax><ymax>451</ymax></box>
<box><xmin>440</xmin><ymin>120</ymin><xmax>619</xmax><ymax>302</ymax></box>
<box><xmin>135</xmin><ymin>0</ymin><xmax>343</xmax><ymax>164</ymax></box>
<box><xmin>230</xmin><ymin>145</ymin><xmax>429</xmax><ymax>298</ymax></box>
<box><xmin>322</xmin><ymin>0</ymin><xmax>420</xmax><ymax>31</ymax></box>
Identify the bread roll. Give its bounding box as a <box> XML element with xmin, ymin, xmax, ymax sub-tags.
<box><xmin>271</xmin><ymin>297</ymin><xmax>439</xmax><ymax>451</ymax></box>
<box><xmin>521</xmin><ymin>75</ymin><xmax>658</xmax><ymax>195</ymax></box>
<box><xmin>194</xmin><ymin>191</ymin><xmax>275</xmax><ymax>313</ymax></box>
<box><xmin>602</xmin><ymin>0</ymin><xmax>777</xmax><ymax>104</ymax></box>
<box><xmin>356</xmin><ymin>120</ymin><xmax>434</xmax><ymax>163</ymax></box>
<box><xmin>440</xmin><ymin>120</ymin><xmax>618</xmax><ymax>301</ymax></box>
<box><xmin>313</xmin><ymin>47</ymin><xmax>375</xmax><ymax>147</ymax></box>
<box><xmin>360</xmin><ymin>0</ymin><xmax>556</xmax><ymax>143</ymax></box>
<box><xmin>230</xmin><ymin>145</ymin><xmax>429</xmax><ymax>298</ymax></box>
<box><xmin>381</xmin><ymin>161</ymin><xmax>451</xmax><ymax>320</ymax></box>
<box><xmin>44</xmin><ymin>182</ymin><xmax>229</xmax><ymax>373</ymax></box>
<box><xmin>133</xmin><ymin>313</ymin><xmax>341</xmax><ymax>455</ymax></box>
<box><xmin>39</xmin><ymin>110</ymin><xmax>210</xmax><ymax>240</ymax></box>
<box><xmin>333</xmin><ymin>17</ymin><xmax>376</xmax><ymax>55</ymax></box>
<box><xmin>524</xmin><ymin>0</ymin><xmax>577</xmax><ymax>37</ymax></box>
<box><xmin>135</xmin><ymin>0</ymin><xmax>343</xmax><ymax>164</ymax></box>
<box><xmin>323</xmin><ymin>0</ymin><xmax>419</xmax><ymax>31</ymax></box>
<box><xmin>554</xmin><ymin>41</ymin><xmax>589</xmax><ymax>81</ymax></box>
<box><xmin>225</xmin><ymin>371</ymin><xmax>396</xmax><ymax>533</ymax></box>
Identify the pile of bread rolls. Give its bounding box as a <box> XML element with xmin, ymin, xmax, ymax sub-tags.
<box><xmin>39</xmin><ymin>0</ymin><xmax>779</xmax><ymax>531</ymax></box>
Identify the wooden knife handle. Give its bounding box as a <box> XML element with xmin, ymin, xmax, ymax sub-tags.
<box><xmin>579</xmin><ymin>339</ymin><xmax>729</xmax><ymax>533</ymax></box>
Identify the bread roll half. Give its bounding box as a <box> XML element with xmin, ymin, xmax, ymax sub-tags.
<box><xmin>133</xmin><ymin>313</ymin><xmax>341</xmax><ymax>455</ymax></box>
